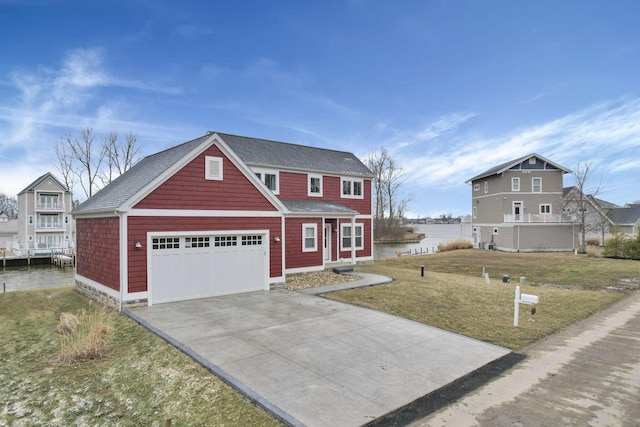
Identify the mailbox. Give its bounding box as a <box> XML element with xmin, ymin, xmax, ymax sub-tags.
<box><xmin>520</xmin><ymin>293</ymin><xmax>539</xmax><ymax>305</ymax></box>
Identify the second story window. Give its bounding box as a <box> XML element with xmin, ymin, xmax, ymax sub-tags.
<box><xmin>484</xmin><ymin>182</ymin><xmax>488</xmax><ymax>193</ymax></box>
<box><xmin>512</xmin><ymin>178</ymin><xmax>520</xmax><ymax>191</ymax></box>
<box><xmin>532</xmin><ymin>177</ymin><xmax>542</xmax><ymax>193</ymax></box>
<box><xmin>474</xmin><ymin>183</ymin><xmax>480</xmax><ymax>191</ymax></box>
<box><xmin>254</xmin><ymin>169</ymin><xmax>279</xmax><ymax>194</ymax></box>
<box><xmin>308</xmin><ymin>174</ymin><xmax>323</xmax><ymax>197</ymax></box>
<box><xmin>341</xmin><ymin>178</ymin><xmax>363</xmax><ymax>199</ymax></box>
<box><xmin>38</xmin><ymin>193</ymin><xmax>60</xmax><ymax>209</ymax></box>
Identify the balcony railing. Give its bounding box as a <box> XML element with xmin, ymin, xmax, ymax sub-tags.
<box><xmin>36</xmin><ymin>203</ymin><xmax>65</xmax><ymax>211</ymax></box>
<box><xmin>503</xmin><ymin>213</ymin><xmax>564</xmax><ymax>223</ymax></box>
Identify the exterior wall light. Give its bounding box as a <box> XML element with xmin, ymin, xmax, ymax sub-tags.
<box><xmin>274</xmin><ymin>236</ymin><xmax>281</xmax><ymax>242</ymax></box>
<box><xmin>135</xmin><ymin>241</ymin><xmax>143</xmax><ymax>249</ymax></box>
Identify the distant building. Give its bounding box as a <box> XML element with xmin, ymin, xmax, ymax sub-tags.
<box><xmin>16</xmin><ymin>172</ymin><xmax>73</xmax><ymax>255</ymax></box>
<box><xmin>466</xmin><ymin>153</ymin><xmax>578</xmax><ymax>252</ymax></box>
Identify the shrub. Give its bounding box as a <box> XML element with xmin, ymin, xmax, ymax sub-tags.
<box><xmin>603</xmin><ymin>233</ymin><xmax>640</xmax><ymax>260</ymax></box>
<box><xmin>438</xmin><ymin>239</ymin><xmax>474</xmax><ymax>252</ymax></box>
<box><xmin>586</xmin><ymin>237</ymin><xmax>600</xmax><ymax>246</ymax></box>
<box><xmin>57</xmin><ymin>306</ymin><xmax>114</xmax><ymax>364</ymax></box>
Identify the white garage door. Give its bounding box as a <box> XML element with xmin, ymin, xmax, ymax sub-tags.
<box><xmin>150</xmin><ymin>233</ymin><xmax>267</xmax><ymax>304</ymax></box>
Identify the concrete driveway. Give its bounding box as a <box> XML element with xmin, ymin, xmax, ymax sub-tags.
<box><xmin>127</xmin><ymin>290</ymin><xmax>511</xmax><ymax>427</ymax></box>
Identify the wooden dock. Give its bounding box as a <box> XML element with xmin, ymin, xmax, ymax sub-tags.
<box><xmin>1</xmin><ymin>250</ymin><xmax>75</xmax><ymax>268</ymax></box>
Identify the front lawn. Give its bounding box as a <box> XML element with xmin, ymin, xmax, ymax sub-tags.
<box><xmin>327</xmin><ymin>250</ymin><xmax>639</xmax><ymax>350</ymax></box>
<box><xmin>0</xmin><ymin>288</ymin><xmax>282</xmax><ymax>426</ymax></box>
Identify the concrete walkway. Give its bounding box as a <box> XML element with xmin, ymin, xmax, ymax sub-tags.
<box><xmin>127</xmin><ymin>275</ymin><xmax>511</xmax><ymax>427</ymax></box>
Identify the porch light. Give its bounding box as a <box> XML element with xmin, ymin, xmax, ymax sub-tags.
<box><xmin>135</xmin><ymin>241</ymin><xmax>143</xmax><ymax>249</ymax></box>
<box><xmin>274</xmin><ymin>236</ymin><xmax>281</xmax><ymax>242</ymax></box>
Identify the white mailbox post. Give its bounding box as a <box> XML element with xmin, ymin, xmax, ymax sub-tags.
<box><xmin>514</xmin><ymin>285</ymin><xmax>539</xmax><ymax>326</ymax></box>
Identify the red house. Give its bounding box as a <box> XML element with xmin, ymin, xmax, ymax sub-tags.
<box><xmin>72</xmin><ymin>132</ymin><xmax>374</xmax><ymax>308</ymax></box>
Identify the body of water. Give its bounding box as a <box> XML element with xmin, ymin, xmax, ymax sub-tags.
<box><xmin>0</xmin><ymin>265</ymin><xmax>74</xmax><ymax>293</ymax></box>
<box><xmin>374</xmin><ymin>223</ymin><xmax>473</xmax><ymax>259</ymax></box>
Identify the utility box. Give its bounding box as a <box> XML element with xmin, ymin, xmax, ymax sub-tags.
<box><xmin>520</xmin><ymin>293</ymin><xmax>539</xmax><ymax>305</ymax></box>
<box><xmin>502</xmin><ymin>275</ymin><xmax>510</xmax><ymax>283</ymax></box>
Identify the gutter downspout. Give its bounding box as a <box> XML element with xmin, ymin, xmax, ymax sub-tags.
<box><xmin>117</xmin><ymin>209</ymin><xmax>126</xmax><ymax>312</ymax></box>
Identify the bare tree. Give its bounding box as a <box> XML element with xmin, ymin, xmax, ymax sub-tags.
<box><xmin>0</xmin><ymin>193</ymin><xmax>18</xmax><ymax>218</ymax></box>
<box><xmin>564</xmin><ymin>162</ymin><xmax>605</xmax><ymax>253</ymax></box>
<box><xmin>55</xmin><ymin>128</ymin><xmax>142</xmax><ymax>201</ymax></box>
<box><xmin>366</xmin><ymin>148</ymin><xmax>411</xmax><ymax>238</ymax></box>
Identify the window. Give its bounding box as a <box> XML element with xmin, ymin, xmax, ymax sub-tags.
<box><xmin>38</xmin><ymin>213</ymin><xmax>60</xmax><ymax>228</ymax></box>
<box><xmin>474</xmin><ymin>183</ymin><xmax>480</xmax><ymax>191</ymax></box>
<box><xmin>302</xmin><ymin>224</ymin><xmax>318</xmax><ymax>252</ymax></box>
<box><xmin>473</xmin><ymin>206</ymin><xmax>477</xmax><ymax>219</ymax></box>
<box><xmin>205</xmin><ymin>156</ymin><xmax>223</xmax><ymax>181</ymax></box>
<box><xmin>512</xmin><ymin>177</ymin><xmax>520</xmax><ymax>191</ymax></box>
<box><xmin>341</xmin><ymin>178</ymin><xmax>364</xmax><ymax>199</ymax></box>
<box><xmin>241</xmin><ymin>235</ymin><xmax>262</xmax><ymax>246</ymax></box>
<box><xmin>341</xmin><ymin>223</ymin><xmax>364</xmax><ymax>250</ymax></box>
<box><xmin>540</xmin><ymin>204</ymin><xmax>551</xmax><ymax>214</ymax></box>
<box><xmin>38</xmin><ymin>193</ymin><xmax>60</xmax><ymax>209</ymax></box>
<box><xmin>214</xmin><ymin>236</ymin><xmax>237</xmax><ymax>246</ymax></box>
<box><xmin>254</xmin><ymin>168</ymin><xmax>279</xmax><ymax>194</ymax></box>
<box><xmin>484</xmin><ymin>182</ymin><xmax>488</xmax><ymax>193</ymax></box>
<box><xmin>152</xmin><ymin>237</ymin><xmax>180</xmax><ymax>250</ymax></box>
<box><xmin>185</xmin><ymin>236</ymin><xmax>210</xmax><ymax>248</ymax></box>
<box><xmin>529</xmin><ymin>157</ymin><xmax>537</xmax><ymax>165</ymax></box>
<box><xmin>532</xmin><ymin>177</ymin><xmax>542</xmax><ymax>192</ymax></box>
<box><xmin>308</xmin><ymin>174</ymin><xmax>323</xmax><ymax>197</ymax></box>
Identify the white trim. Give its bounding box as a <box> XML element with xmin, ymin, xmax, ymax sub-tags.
<box><xmin>128</xmin><ymin>209</ymin><xmax>283</xmax><ymax>217</ymax></box>
<box><xmin>539</xmin><ymin>203</ymin><xmax>552</xmax><ymax>214</ymax></box>
<box><xmin>340</xmin><ymin>222</ymin><xmax>364</xmax><ymax>251</ymax></box>
<box><xmin>511</xmin><ymin>177</ymin><xmax>520</xmax><ymax>191</ymax></box>
<box><xmin>205</xmin><ymin>156</ymin><xmax>223</xmax><ymax>181</ymax></box>
<box><xmin>302</xmin><ymin>223</ymin><xmax>318</xmax><ymax>252</ymax></box>
<box><xmin>308</xmin><ymin>174</ymin><xmax>323</xmax><ymax>197</ymax></box>
<box><xmin>252</xmin><ymin>167</ymin><xmax>280</xmax><ymax>195</ymax></box>
<box><xmin>531</xmin><ymin>177</ymin><xmax>542</xmax><ymax>193</ymax></box>
<box><xmin>119</xmin><ymin>212</ymin><xmax>127</xmax><ymax>309</ymax></box>
<box><xmin>340</xmin><ymin>177</ymin><xmax>364</xmax><ymax>199</ymax></box>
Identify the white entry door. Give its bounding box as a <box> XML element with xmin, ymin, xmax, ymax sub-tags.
<box><xmin>149</xmin><ymin>232</ymin><xmax>267</xmax><ymax>304</ymax></box>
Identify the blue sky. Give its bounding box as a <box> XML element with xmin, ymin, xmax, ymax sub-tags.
<box><xmin>1</xmin><ymin>0</ymin><xmax>639</xmax><ymax>217</ymax></box>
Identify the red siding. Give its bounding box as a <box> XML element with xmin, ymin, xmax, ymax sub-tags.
<box><xmin>278</xmin><ymin>171</ymin><xmax>372</xmax><ymax>215</ymax></box>
<box><xmin>76</xmin><ymin>217</ymin><xmax>120</xmax><ymax>291</ymax></box>
<box><xmin>284</xmin><ymin>217</ymin><xmax>323</xmax><ymax>269</ymax></box>
<box><xmin>135</xmin><ymin>145</ymin><xmax>277</xmax><ymax>211</ymax></box>
<box><xmin>127</xmin><ymin>216</ymin><xmax>283</xmax><ymax>294</ymax></box>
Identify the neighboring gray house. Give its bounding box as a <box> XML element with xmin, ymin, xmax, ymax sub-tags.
<box><xmin>607</xmin><ymin>203</ymin><xmax>640</xmax><ymax>236</ymax></box>
<box><xmin>0</xmin><ymin>214</ymin><xmax>18</xmax><ymax>252</ymax></box>
<box><xmin>16</xmin><ymin>172</ymin><xmax>74</xmax><ymax>255</ymax></box>
<box><xmin>562</xmin><ymin>186</ymin><xmax>619</xmax><ymax>245</ymax></box>
<box><xmin>466</xmin><ymin>153</ymin><xmax>578</xmax><ymax>252</ymax></box>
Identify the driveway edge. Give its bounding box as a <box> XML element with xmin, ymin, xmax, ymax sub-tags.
<box><xmin>123</xmin><ymin>309</ymin><xmax>305</xmax><ymax>427</ymax></box>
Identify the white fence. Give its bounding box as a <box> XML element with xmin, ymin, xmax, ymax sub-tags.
<box><xmin>503</xmin><ymin>213</ymin><xmax>565</xmax><ymax>223</ymax></box>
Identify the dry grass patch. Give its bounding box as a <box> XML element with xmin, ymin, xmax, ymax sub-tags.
<box><xmin>437</xmin><ymin>239</ymin><xmax>474</xmax><ymax>252</ymax></box>
<box><xmin>326</xmin><ymin>250</ymin><xmax>638</xmax><ymax>350</ymax></box>
<box><xmin>57</xmin><ymin>307</ymin><xmax>114</xmax><ymax>364</ymax></box>
<box><xmin>285</xmin><ymin>270</ymin><xmax>358</xmax><ymax>290</ymax></box>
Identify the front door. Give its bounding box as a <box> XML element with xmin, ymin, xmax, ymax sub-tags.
<box><xmin>513</xmin><ymin>201</ymin><xmax>523</xmax><ymax>221</ymax></box>
<box><xmin>324</xmin><ymin>224</ymin><xmax>332</xmax><ymax>261</ymax></box>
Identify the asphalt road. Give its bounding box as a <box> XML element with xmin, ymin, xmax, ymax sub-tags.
<box><xmin>411</xmin><ymin>291</ymin><xmax>640</xmax><ymax>427</ymax></box>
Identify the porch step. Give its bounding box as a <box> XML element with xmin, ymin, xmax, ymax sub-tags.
<box><xmin>332</xmin><ymin>266</ymin><xmax>355</xmax><ymax>274</ymax></box>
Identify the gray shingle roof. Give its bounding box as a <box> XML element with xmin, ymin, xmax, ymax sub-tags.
<box><xmin>607</xmin><ymin>204</ymin><xmax>640</xmax><ymax>225</ymax></box>
<box><xmin>218</xmin><ymin>132</ymin><xmax>373</xmax><ymax>177</ymax></box>
<box><xmin>280</xmin><ymin>199</ymin><xmax>358</xmax><ymax>215</ymax></box>
<box><xmin>466</xmin><ymin>153</ymin><xmax>571</xmax><ymax>183</ymax></box>
<box><xmin>73</xmin><ymin>132</ymin><xmax>372</xmax><ymax>215</ymax></box>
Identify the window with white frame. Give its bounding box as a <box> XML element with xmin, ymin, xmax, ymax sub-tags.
<box><xmin>484</xmin><ymin>181</ymin><xmax>488</xmax><ymax>193</ymax></box>
<box><xmin>512</xmin><ymin>177</ymin><xmax>520</xmax><ymax>191</ymax></box>
<box><xmin>473</xmin><ymin>206</ymin><xmax>477</xmax><ymax>219</ymax></box>
<box><xmin>539</xmin><ymin>204</ymin><xmax>551</xmax><ymax>214</ymax></box>
<box><xmin>474</xmin><ymin>183</ymin><xmax>480</xmax><ymax>191</ymax></box>
<box><xmin>341</xmin><ymin>178</ymin><xmax>363</xmax><ymax>198</ymax></box>
<box><xmin>302</xmin><ymin>223</ymin><xmax>318</xmax><ymax>252</ymax></box>
<box><xmin>341</xmin><ymin>223</ymin><xmax>364</xmax><ymax>250</ymax></box>
<box><xmin>532</xmin><ymin>177</ymin><xmax>542</xmax><ymax>192</ymax></box>
<box><xmin>308</xmin><ymin>174</ymin><xmax>323</xmax><ymax>197</ymax></box>
<box><xmin>254</xmin><ymin>168</ymin><xmax>279</xmax><ymax>194</ymax></box>
<box><xmin>205</xmin><ymin>156</ymin><xmax>223</xmax><ymax>181</ymax></box>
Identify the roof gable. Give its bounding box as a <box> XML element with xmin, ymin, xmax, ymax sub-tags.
<box><xmin>18</xmin><ymin>172</ymin><xmax>69</xmax><ymax>194</ymax></box>
<box><xmin>607</xmin><ymin>204</ymin><xmax>640</xmax><ymax>225</ymax></box>
<box><xmin>466</xmin><ymin>153</ymin><xmax>571</xmax><ymax>183</ymax></box>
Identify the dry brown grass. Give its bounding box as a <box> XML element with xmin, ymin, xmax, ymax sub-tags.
<box><xmin>326</xmin><ymin>250</ymin><xmax>639</xmax><ymax>349</ymax></box>
<box><xmin>437</xmin><ymin>239</ymin><xmax>474</xmax><ymax>252</ymax></box>
<box><xmin>57</xmin><ymin>306</ymin><xmax>114</xmax><ymax>364</ymax></box>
